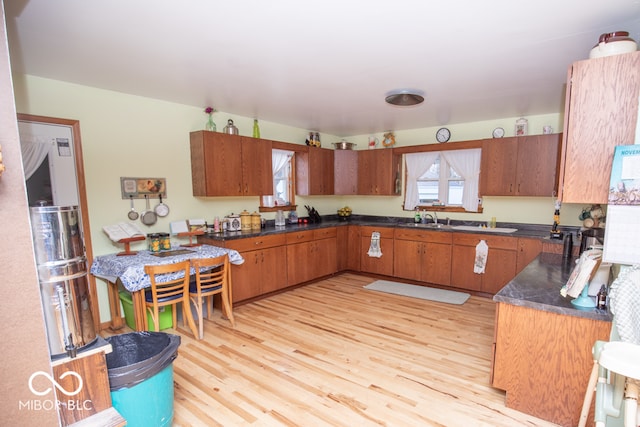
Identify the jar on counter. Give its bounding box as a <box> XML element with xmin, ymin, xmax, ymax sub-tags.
<box><xmin>251</xmin><ymin>212</ymin><xmax>261</xmax><ymax>230</ymax></box>
<box><xmin>240</xmin><ymin>210</ymin><xmax>252</xmax><ymax>231</ymax></box>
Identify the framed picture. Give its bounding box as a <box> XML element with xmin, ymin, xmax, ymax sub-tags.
<box><xmin>514</xmin><ymin>118</ymin><xmax>528</xmax><ymax>136</ymax></box>
<box><xmin>120</xmin><ymin>177</ymin><xmax>166</xmax><ymax>199</ymax></box>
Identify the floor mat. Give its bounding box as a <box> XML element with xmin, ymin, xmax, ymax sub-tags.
<box><xmin>364</xmin><ymin>280</ymin><xmax>470</xmax><ymax>305</ymax></box>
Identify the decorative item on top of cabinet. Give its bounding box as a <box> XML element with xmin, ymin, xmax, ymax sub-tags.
<box><xmin>558</xmin><ymin>51</ymin><xmax>640</xmax><ymax>204</ymax></box>
<box><xmin>204</xmin><ymin>106</ymin><xmax>216</xmax><ymax>132</ymax></box>
<box><xmin>190</xmin><ymin>131</ymin><xmax>273</xmax><ymax>197</ymax></box>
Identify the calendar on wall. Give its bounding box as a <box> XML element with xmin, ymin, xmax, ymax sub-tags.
<box><xmin>603</xmin><ymin>144</ymin><xmax>640</xmax><ymax>264</ymax></box>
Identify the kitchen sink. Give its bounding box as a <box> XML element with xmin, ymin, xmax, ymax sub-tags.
<box><xmin>411</xmin><ymin>223</ymin><xmax>450</xmax><ymax>229</ymax></box>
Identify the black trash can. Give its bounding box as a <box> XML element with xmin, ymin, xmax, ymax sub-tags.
<box><xmin>105</xmin><ymin>331</ymin><xmax>181</xmax><ymax>427</ymax></box>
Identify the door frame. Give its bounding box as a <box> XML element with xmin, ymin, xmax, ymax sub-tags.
<box><xmin>18</xmin><ymin>113</ymin><xmax>100</xmax><ymax>330</ymax></box>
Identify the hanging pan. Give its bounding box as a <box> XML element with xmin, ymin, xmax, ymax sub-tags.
<box><xmin>127</xmin><ymin>195</ymin><xmax>139</xmax><ymax>220</ymax></box>
<box><xmin>140</xmin><ymin>195</ymin><xmax>157</xmax><ymax>226</ymax></box>
<box><xmin>154</xmin><ymin>193</ymin><xmax>170</xmax><ymax>217</ymax></box>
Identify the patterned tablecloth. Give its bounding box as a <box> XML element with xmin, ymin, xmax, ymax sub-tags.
<box><xmin>90</xmin><ymin>244</ymin><xmax>244</xmax><ymax>292</ymax></box>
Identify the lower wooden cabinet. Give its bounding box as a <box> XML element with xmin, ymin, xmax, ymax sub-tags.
<box><xmin>214</xmin><ymin>234</ymin><xmax>287</xmax><ymax>302</ymax></box>
<box><xmin>359</xmin><ymin>226</ymin><xmax>394</xmax><ymax>276</ymax></box>
<box><xmin>287</xmin><ymin>228</ymin><xmax>337</xmax><ymax>285</ymax></box>
<box><xmin>393</xmin><ymin>228</ymin><xmax>452</xmax><ymax>286</ymax></box>
<box><xmin>492</xmin><ymin>302</ymin><xmax>611</xmax><ymax>426</ymax></box>
<box><xmin>450</xmin><ymin>233</ymin><xmax>517</xmax><ymax>294</ymax></box>
<box><xmin>516</xmin><ymin>237</ymin><xmax>543</xmax><ymax>274</ymax></box>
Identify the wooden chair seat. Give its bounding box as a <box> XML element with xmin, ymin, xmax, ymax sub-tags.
<box><xmin>190</xmin><ymin>255</ymin><xmax>235</xmax><ymax>339</ymax></box>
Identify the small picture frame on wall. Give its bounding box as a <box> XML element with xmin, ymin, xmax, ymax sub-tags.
<box><xmin>121</xmin><ymin>177</ymin><xmax>167</xmax><ymax>199</ymax></box>
<box><xmin>514</xmin><ymin>118</ymin><xmax>528</xmax><ymax>136</ymax></box>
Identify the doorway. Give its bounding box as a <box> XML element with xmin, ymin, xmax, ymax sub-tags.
<box><xmin>17</xmin><ymin>114</ymin><xmax>100</xmax><ymax>330</ymax></box>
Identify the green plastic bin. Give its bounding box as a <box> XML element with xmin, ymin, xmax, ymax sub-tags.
<box><xmin>119</xmin><ymin>291</ymin><xmax>173</xmax><ymax>331</ymax></box>
<box><xmin>106</xmin><ymin>332</ymin><xmax>180</xmax><ymax>427</ymax></box>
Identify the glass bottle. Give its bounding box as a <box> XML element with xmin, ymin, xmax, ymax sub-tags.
<box><xmin>253</xmin><ymin>119</ymin><xmax>260</xmax><ymax>138</ymax></box>
<box><xmin>205</xmin><ymin>114</ymin><xmax>216</xmax><ymax>132</ymax></box>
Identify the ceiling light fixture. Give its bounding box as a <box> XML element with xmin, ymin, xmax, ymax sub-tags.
<box><xmin>385</xmin><ymin>90</ymin><xmax>425</xmax><ymax>106</ymax></box>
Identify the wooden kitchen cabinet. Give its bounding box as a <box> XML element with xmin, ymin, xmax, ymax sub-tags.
<box><xmin>218</xmin><ymin>234</ymin><xmax>287</xmax><ymax>302</ymax></box>
<box><xmin>357</xmin><ymin>149</ymin><xmax>402</xmax><ymax>195</ymax></box>
<box><xmin>492</xmin><ymin>302</ymin><xmax>611</xmax><ymax>426</ymax></box>
<box><xmin>481</xmin><ymin>134</ymin><xmax>561</xmax><ymax>197</ymax></box>
<box><xmin>516</xmin><ymin>237</ymin><xmax>542</xmax><ymax>274</ymax></box>
<box><xmin>346</xmin><ymin>225</ymin><xmax>361</xmax><ymax>271</ymax></box>
<box><xmin>559</xmin><ymin>51</ymin><xmax>640</xmax><ymax>203</ymax></box>
<box><xmin>450</xmin><ymin>233</ymin><xmax>517</xmax><ymax>294</ymax></box>
<box><xmin>359</xmin><ymin>226</ymin><xmax>394</xmax><ymax>276</ymax></box>
<box><xmin>190</xmin><ymin>131</ymin><xmax>273</xmax><ymax>196</ymax></box>
<box><xmin>287</xmin><ymin>228</ymin><xmax>337</xmax><ymax>285</ymax></box>
<box><xmin>296</xmin><ymin>147</ymin><xmax>334</xmax><ymax>195</ymax></box>
<box><xmin>393</xmin><ymin>228</ymin><xmax>452</xmax><ymax>286</ymax></box>
<box><xmin>334</xmin><ymin>150</ymin><xmax>358</xmax><ymax>195</ymax></box>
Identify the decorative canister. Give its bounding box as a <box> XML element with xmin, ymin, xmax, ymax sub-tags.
<box><xmin>147</xmin><ymin>233</ymin><xmax>161</xmax><ymax>253</ymax></box>
<box><xmin>589</xmin><ymin>31</ymin><xmax>637</xmax><ymax>59</ymax></box>
<box><xmin>226</xmin><ymin>213</ymin><xmax>241</xmax><ymax>231</ymax></box>
<box><xmin>251</xmin><ymin>212</ymin><xmax>261</xmax><ymax>230</ymax></box>
<box><xmin>158</xmin><ymin>233</ymin><xmax>171</xmax><ymax>250</ymax></box>
<box><xmin>223</xmin><ymin>119</ymin><xmax>239</xmax><ymax>135</ymax></box>
<box><xmin>240</xmin><ymin>210</ymin><xmax>252</xmax><ymax>231</ymax></box>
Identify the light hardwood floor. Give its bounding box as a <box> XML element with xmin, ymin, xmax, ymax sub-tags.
<box><xmin>108</xmin><ymin>273</ymin><xmax>560</xmax><ymax>426</ymax></box>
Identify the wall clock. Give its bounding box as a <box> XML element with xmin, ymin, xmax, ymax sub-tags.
<box><xmin>492</xmin><ymin>127</ymin><xmax>505</xmax><ymax>138</ymax></box>
<box><xmin>436</xmin><ymin>127</ymin><xmax>451</xmax><ymax>143</ymax></box>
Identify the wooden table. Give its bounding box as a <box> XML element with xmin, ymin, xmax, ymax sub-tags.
<box><xmin>90</xmin><ymin>245</ymin><xmax>243</xmax><ymax>331</ymax></box>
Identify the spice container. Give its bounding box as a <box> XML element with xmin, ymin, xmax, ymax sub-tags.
<box><xmin>158</xmin><ymin>233</ymin><xmax>171</xmax><ymax>251</ymax></box>
<box><xmin>240</xmin><ymin>210</ymin><xmax>252</xmax><ymax>231</ymax></box>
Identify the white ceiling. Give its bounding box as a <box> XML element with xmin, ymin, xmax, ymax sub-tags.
<box><xmin>4</xmin><ymin>0</ymin><xmax>640</xmax><ymax>137</ymax></box>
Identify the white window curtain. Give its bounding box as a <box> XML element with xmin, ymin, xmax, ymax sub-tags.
<box><xmin>20</xmin><ymin>136</ymin><xmax>51</xmax><ymax>180</ymax></box>
<box><xmin>272</xmin><ymin>149</ymin><xmax>293</xmax><ymax>177</ymax></box>
<box><xmin>441</xmin><ymin>148</ymin><xmax>482</xmax><ymax>212</ymax></box>
<box><xmin>404</xmin><ymin>152</ymin><xmax>440</xmax><ymax>211</ymax></box>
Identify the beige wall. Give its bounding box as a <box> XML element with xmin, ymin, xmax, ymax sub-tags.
<box><xmin>0</xmin><ymin>3</ymin><xmax>60</xmax><ymax>425</ymax></box>
<box><xmin>12</xmin><ymin>74</ymin><xmax>586</xmax><ymax>323</ymax></box>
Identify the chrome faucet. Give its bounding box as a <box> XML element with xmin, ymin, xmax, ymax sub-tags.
<box><xmin>432</xmin><ymin>212</ymin><xmax>438</xmax><ymax>224</ymax></box>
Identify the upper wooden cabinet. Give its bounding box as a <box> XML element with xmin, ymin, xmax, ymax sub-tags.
<box><xmin>190</xmin><ymin>131</ymin><xmax>273</xmax><ymax>196</ymax></box>
<box><xmin>296</xmin><ymin>147</ymin><xmax>334</xmax><ymax>195</ymax></box>
<box><xmin>559</xmin><ymin>51</ymin><xmax>640</xmax><ymax>204</ymax></box>
<box><xmin>357</xmin><ymin>149</ymin><xmax>402</xmax><ymax>195</ymax></box>
<box><xmin>481</xmin><ymin>134</ymin><xmax>561</xmax><ymax>197</ymax></box>
<box><xmin>334</xmin><ymin>150</ymin><xmax>358</xmax><ymax>195</ymax></box>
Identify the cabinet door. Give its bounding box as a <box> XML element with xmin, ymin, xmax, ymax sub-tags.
<box><xmin>314</xmin><ymin>237</ymin><xmax>337</xmax><ymax>278</ymax></box>
<box><xmin>559</xmin><ymin>51</ymin><xmax>640</xmax><ymax>203</ymax></box>
<box><xmin>450</xmin><ymin>244</ymin><xmax>483</xmax><ymax>291</ymax></box>
<box><xmin>190</xmin><ymin>131</ymin><xmax>243</xmax><ymax>196</ymax></box>
<box><xmin>357</xmin><ymin>149</ymin><xmax>401</xmax><ymax>195</ymax></box>
<box><xmin>347</xmin><ymin>226</ymin><xmax>361</xmax><ymax>271</ymax></box>
<box><xmin>334</xmin><ymin>150</ymin><xmax>358</xmax><ymax>195</ymax></box>
<box><xmin>482</xmin><ymin>248</ymin><xmax>517</xmax><ymax>294</ymax></box>
<box><xmin>423</xmin><ymin>242</ymin><xmax>452</xmax><ymax>286</ymax></box>
<box><xmin>481</xmin><ymin>137</ymin><xmax>518</xmax><ymax>196</ymax></box>
<box><xmin>260</xmin><ymin>246</ymin><xmax>288</xmax><ymax>294</ymax></box>
<box><xmin>360</xmin><ymin>236</ymin><xmax>394</xmax><ymax>276</ymax></box>
<box><xmin>393</xmin><ymin>239</ymin><xmax>422</xmax><ymax>281</ymax></box>
<box><xmin>286</xmin><ymin>241</ymin><xmax>314</xmax><ymax>285</ymax></box>
<box><xmin>230</xmin><ymin>251</ymin><xmax>263</xmax><ymax>302</ymax></box>
<box><xmin>516</xmin><ymin>237</ymin><xmax>542</xmax><ymax>274</ymax></box>
<box><xmin>516</xmin><ymin>134</ymin><xmax>561</xmax><ymax>197</ymax></box>
<box><xmin>241</xmin><ymin>137</ymin><xmax>273</xmax><ymax>196</ymax></box>
<box><xmin>296</xmin><ymin>148</ymin><xmax>334</xmax><ymax>195</ymax></box>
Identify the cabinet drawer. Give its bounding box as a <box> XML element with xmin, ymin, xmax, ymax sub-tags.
<box><xmin>452</xmin><ymin>233</ymin><xmax>517</xmax><ymax>250</ymax></box>
<box><xmin>286</xmin><ymin>230</ymin><xmax>314</xmax><ymax>244</ymax></box>
<box><xmin>224</xmin><ymin>234</ymin><xmax>286</xmax><ymax>252</ymax></box>
<box><xmin>359</xmin><ymin>225</ymin><xmax>395</xmax><ymax>239</ymax></box>
<box><xmin>394</xmin><ymin>228</ymin><xmax>452</xmax><ymax>244</ymax></box>
<box><xmin>314</xmin><ymin>227</ymin><xmax>337</xmax><ymax>240</ymax></box>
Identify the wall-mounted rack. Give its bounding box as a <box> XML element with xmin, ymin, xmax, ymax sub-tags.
<box><xmin>120</xmin><ymin>177</ymin><xmax>167</xmax><ymax>199</ymax></box>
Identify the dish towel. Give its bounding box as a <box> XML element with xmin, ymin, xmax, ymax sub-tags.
<box><xmin>474</xmin><ymin>240</ymin><xmax>488</xmax><ymax>274</ymax></box>
<box><xmin>367</xmin><ymin>231</ymin><xmax>382</xmax><ymax>258</ymax></box>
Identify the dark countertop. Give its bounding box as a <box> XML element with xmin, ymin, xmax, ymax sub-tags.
<box><xmin>199</xmin><ymin>214</ymin><xmax>580</xmax><ymax>246</ymax></box>
<box><xmin>493</xmin><ymin>252</ymin><xmax>612</xmax><ymax>322</ymax></box>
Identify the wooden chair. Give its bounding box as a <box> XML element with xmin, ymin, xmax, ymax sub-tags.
<box><xmin>190</xmin><ymin>255</ymin><xmax>235</xmax><ymax>339</ymax></box>
<box><xmin>144</xmin><ymin>260</ymin><xmax>198</xmax><ymax>338</ymax></box>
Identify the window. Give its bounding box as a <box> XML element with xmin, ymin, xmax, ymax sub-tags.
<box><xmin>404</xmin><ymin>148</ymin><xmax>481</xmax><ymax>212</ymax></box>
<box><xmin>416</xmin><ymin>155</ymin><xmax>464</xmax><ymax>206</ymax></box>
<box><xmin>261</xmin><ymin>149</ymin><xmax>295</xmax><ymax>210</ymax></box>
